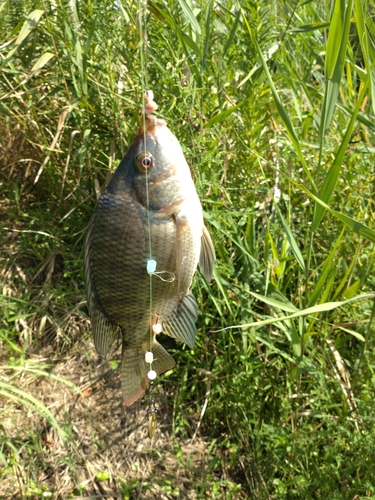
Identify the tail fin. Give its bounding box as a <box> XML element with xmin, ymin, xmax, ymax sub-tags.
<box><xmin>121</xmin><ymin>339</ymin><xmax>175</xmax><ymax>407</ymax></box>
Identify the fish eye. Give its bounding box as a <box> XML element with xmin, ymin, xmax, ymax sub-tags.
<box><xmin>135</xmin><ymin>153</ymin><xmax>153</xmax><ymax>171</ymax></box>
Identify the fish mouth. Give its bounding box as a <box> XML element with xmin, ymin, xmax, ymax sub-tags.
<box><xmin>134</xmin><ymin>115</ymin><xmax>168</xmax><ymax>155</ymax></box>
<box><xmin>139</xmin><ymin>115</ymin><xmax>167</xmax><ymax>136</ymax></box>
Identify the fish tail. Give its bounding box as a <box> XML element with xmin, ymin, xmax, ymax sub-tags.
<box><xmin>121</xmin><ymin>339</ymin><xmax>176</xmax><ymax>407</ymax></box>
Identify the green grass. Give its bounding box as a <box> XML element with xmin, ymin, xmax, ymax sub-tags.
<box><xmin>1</xmin><ymin>0</ymin><xmax>375</xmax><ymax>498</ymax></box>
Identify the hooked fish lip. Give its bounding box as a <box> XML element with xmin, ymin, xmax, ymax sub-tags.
<box><xmin>138</xmin><ymin>116</ymin><xmax>167</xmax><ymax>136</ymax></box>
<box><xmin>133</xmin><ymin>116</ymin><xmax>168</xmax><ymax>154</ymax></box>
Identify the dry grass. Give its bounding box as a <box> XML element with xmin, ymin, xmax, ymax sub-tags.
<box><xmin>0</xmin><ymin>244</ymin><xmax>217</xmax><ymax>500</ymax></box>
<box><xmin>0</xmin><ymin>250</ymin><xmax>224</xmax><ymax>500</ymax></box>
<box><xmin>0</xmin><ymin>339</ymin><xmax>216</xmax><ymax>499</ymax></box>
<box><xmin>0</xmin><ymin>127</ymin><xmax>222</xmax><ymax>500</ymax></box>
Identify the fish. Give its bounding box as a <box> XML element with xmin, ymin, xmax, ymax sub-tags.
<box><xmin>84</xmin><ymin>95</ymin><xmax>215</xmax><ymax>407</ymax></box>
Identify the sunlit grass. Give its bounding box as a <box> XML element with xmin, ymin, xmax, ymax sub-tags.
<box><xmin>1</xmin><ymin>0</ymin><xmax>375</xmax><ymax>498</ymax></box>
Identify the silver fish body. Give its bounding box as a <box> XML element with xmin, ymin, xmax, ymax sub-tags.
<box><xmin>84</xmin><ymin>115</ymin><xmax>215</xmax><ymax>406</ymax></box>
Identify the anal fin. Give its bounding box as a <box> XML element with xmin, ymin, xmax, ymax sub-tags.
<box><xmin>162</xmin><ymin>292</ymin><xmax>198</xmax><ymax>348</ymax></box>
<box><xmin>121</xmin><ymin>340</ymin><xmax>175</xmax><ymax>407</ymax></box>
<box><xmin>152</xmin><ymin>339</ymin><xmax>176</xmax><ymax>375</ymax></box>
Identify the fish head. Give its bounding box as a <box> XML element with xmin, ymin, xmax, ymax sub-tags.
<box><xmin>112</xmin><ymin>115</ymin><xmax>196</xmax><ymax>212</ymax></box>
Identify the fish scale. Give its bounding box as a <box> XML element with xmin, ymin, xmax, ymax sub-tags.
<box><xmin>91</xmin><ymin>201</ymin><xmax>178</xmax><ymax>332</ymax></box>
<box><xmin>84</xmin><ymin>108</ymin><xmax>215</xmax><ymax>406</ymax></box>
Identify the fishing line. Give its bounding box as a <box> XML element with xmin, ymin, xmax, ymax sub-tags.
<box><xmin>138</xmin><ymin>1</ymin><xmax>153</xmax><ymax>352</ymax></box>
<box><xmin>138</xmin><ymin>0</ymin><xmax>159</xmax><ymax>436</ymax></box>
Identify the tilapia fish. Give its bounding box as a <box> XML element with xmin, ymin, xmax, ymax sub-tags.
<box><xmin>84</xmin><ymin>108</ymin><xmax>215</xmax><ymax>406</ymax></box>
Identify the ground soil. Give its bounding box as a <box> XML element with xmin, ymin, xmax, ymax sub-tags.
<box><xmin>0</xmin><ymin>339</ymin><xmax>211</xmax><ymax>499</ymax></box>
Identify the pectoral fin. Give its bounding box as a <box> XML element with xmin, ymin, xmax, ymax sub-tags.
<box><xmin>199</xmin><ymin>224</ymin><xmax>215</xmax><ymax>282</ymax></box>
<box><xmin>162</xmin><ymin>292</ymin><xmax>198</xmax><ymax>348</ymax></box>
<box><xmin>174</xmin><ymin>210</ymin><xmax>189</xmax><ymax>300</ymax></box>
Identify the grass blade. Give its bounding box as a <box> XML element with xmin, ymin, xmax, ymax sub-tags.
<box><xmin>289</xmin><ymin>22</ymin><xmax>330</xmax><ymax>33</ymax></box>
<box><xmin>215</xmin><ymin>293</ymin><xmax>375</xmax><ymax>331</ymax></box>
<box><xmin>176</xmin><ymin>0</ymin><xmax>201</xmax><ymax>35</ymax></box>
<box><xmin>250</xmin><ymin>292</ymin><xmax>299</xmax><ymax>313</ymax></box>
<box><xmin>242</xmin><ymin>12</ymin><xmax>316</xmax><ymax>190</ymax></box>
<box><xmin>5</xmin><ymin>9</ymin><xmax>44</xmax><ymax>60</ymax></box>
<box><xmin>202</xmin><ymin>0</ymin><xmax>212</xmax><ymax>72</ymax></box>
<box><xmin>307</xmin><ymin>228</ymin><xmax>344</xmax><ymax>307</ymax></box>
<box><xmin>324</xmin><ymin>0</ymin><xmax>345</xmax><ymax>79</ymax></box>
<box><xmin>204</xmin><ymin>102</ymin><xmax>244</xmax><ymax>128</ymax></box>
<box><xmin>354</xmin><ymin>0</ymin><xmax>375</xmax><ymax>115</ymax></box>
<box><xmin>148</xmin><ymin>1</ymin><xmax>202</xmax><ymax>86</ymax></box>
<box><xmin>223</xmin><ymin>8</ymin><xmax>241</xmax><ymax>57</ymax></box>
<box><xmin>31</xmin><ymin>52</ymin><xmax>54</xmax><ymax>72</ymax></box>
<box><xmin>320</xmin><ymin>0</ymin><xmax>353</xmax><ymax>140</ymax></box>
<box><xmin>275</xmin><ymin>203</ymin><xmax>306</xmax><ymax>273</ymax></box>
<box><xmin>313</xmin><ymin>77</ymin><xmax>368</xmax><ymax>229</ymax></box>
<box><xmin>296</xmin><ymin>179</ymin><xmax>375</xmax><ymax>243</ymax></box>
<box><xmin>0</xmin><ymin>383</ymin><xmax>68</xmax><ymax>445</ymax></box>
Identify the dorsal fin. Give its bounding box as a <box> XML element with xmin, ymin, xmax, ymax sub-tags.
<box><xmin>84</xmin><ymin>214</ymin><xmax>116</xmax><ymax>356</ymax></box>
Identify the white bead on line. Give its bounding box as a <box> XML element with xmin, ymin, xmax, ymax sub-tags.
<box><xmin>152</xmin><ymin>323</ymin><xmax>162</xmax><ymax>334</ymax></box>
<box><xmin>145</xmin><ymin>351</ymin><xmax>154</xmax><ymax>364</ymax></box>
<box><xmin>147</xmin><ymin>259</ymin><xmax>157</xmax><ymax>274</ymax></box>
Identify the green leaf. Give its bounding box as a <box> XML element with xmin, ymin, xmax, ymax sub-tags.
<box><xmin>332</xmin><ymin>245</ymin><xmax>360</xmax><ymax>300</ymax></box>
<box><xmin>5</xmin><ymin>9</ymin><xmax>44</xmax><ymax>60</ymax></box>
<box><xmin>176</xmin><ymin>0</ymin><xmax>201</xmax><ymax>35</ymax></box>
<box><xmin>342</xmin><ymin>279</ymin><xmax>361</xmax><ymax>300</ymax></box>
<box><xmin>96</xmin><ymin>470</ymin><xmax>111</xmax><ymax>482</ymax></box>
<box><xmin>223</xmin><ymin>9</ymin><xmax>241</xmax><ymax>57</ymax></box>
<box><xmin>31</xmin><ymin>52</ymin><xmax>54</xmax><ymax>72</ymax></box>
<box><xmin>237</xmin><ymin>42</ymin><xmax>280</xmax><ymax>89</ymax></box>
<box><xmin>334</xmin><ymin>324</ymin><xmax>365</xmax><ymax>342</ymax></box>
<box><xmin>0</xmin><ymin>102</ymin><xmax>12</xmax><ymax>116</ymax></box>
<box><xmin>206</xmin><ymin>215</ymin><xmax>258</xmax><ymax>265</ymax></box>
<box><xmin>0</xmin><ymin>382</ymin><xmax>69</xmax><ymax>446</ymax></box>
<box><xmin>320</xmin><ymin>0</ymin><xmax>353</xmax><ymax>139</ymax></box>
<box><xmin>250</xmin><ymin>292</ymin><xmax>299</xmax><ymax>313</ymax></box>
<box><xmin>325</xmin><ymin>0</ymin><xmax>346</xmax><ymax>79</ymax></box>
<box><xmin>148</xmin><ymin>1</ymin><xmax>202</xmax><ymax>85</ymax></box>
<box><xmin>202</xmin><ymin>0</ymin><xmax>212</xmax><ymax>72</ymax></box>
<box><xmin>215</xmin><ymin>293</ymin><xmax>375</xmax><ymax>331</ymax></box>
<box><xmin>204</xmin><ymin>103</ymin><xmax>243</xmax><ymax>128</ymax></box>
<box><xmin>289</xmin><ymin>22</ymin><xmax>330</xmax><ymax>33</ymax></box>
<box><xmin>117</xmin><ymin>1</ymin><xmax>130</xmax><ymax>23</ymax></box>
<box><xmin>243</xmin><ymin>18</ymin><xmax>316</xmax><ymax>190</ymax></box>
<box><xmin>297</xmin><ymin>180</ymin><xmax>375</xmax><ymax>243</ymax></box>
<box><xmin>354</xmin><ymin>0</ymin><xmax>375</xmax><ymax>115</ymax></box>
<box><xmin>275</xmin><ymin>204</ymin><xmax>306</xmax><ymax>273</ymax></box>
<box><xmin>307</xmin><ymin>229</ymin><xmax>344</xmax><ymax>307</ymax></box>
<box><xmin>212</xmin><ymin>267</ymin><xmax>233</xmax><ymax>315</ymax></box>
<box><xmin>313</xmin><ymin>78</ymin><xmax>369</xmax><ymax>229</ymax></box>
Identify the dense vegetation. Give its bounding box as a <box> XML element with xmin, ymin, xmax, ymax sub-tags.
<box><xmin>1</xmin><ymin>0</ymin><xmax>375</xmax><ymax>498</ymax></box>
